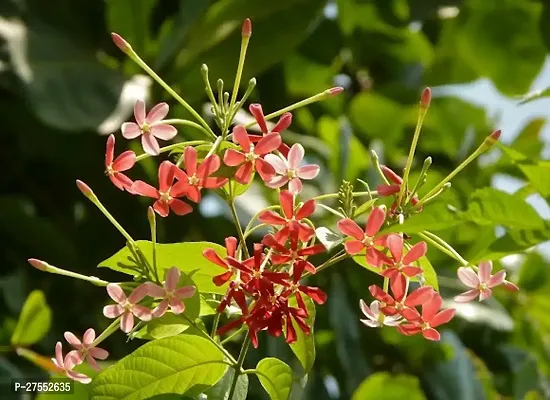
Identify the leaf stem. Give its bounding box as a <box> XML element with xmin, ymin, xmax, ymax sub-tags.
<box><xmin>229</xmin><ymin>201</ymin><xmax>250</xmax><ymax>259</ymax></box>
<box><xmin>221</xmin><ymin>325</ymin><xmax>247</xmax><ymax>345</ymax></box>
<box><xmin>159</xmin><ymin>119</ymin><xmax>214</xmax><ymax>138</ymax></box>
<box><xmin>211</xmin><ymin>313</ymin><xmax>221</xmax><ymax>339</ymax></box>
<box><xmin>228</xmin><ymin>334</ymin><xmax>251</xmax><ymax>400</ymax></box>
<box><xmin>135</xmin><ymin>140</ymin><xmax>208</xmax><ymax>162</ymax></box>
<box><xmin>303</xmin><ymin>250</ymin><xmax>348</xmax><ymax>278</ymax></box>
<box><xmin>36</xmin><ymin>261</ymin><xmax>110</xmax><ymax>287</ymax></box>
<box><xmin>313</xmin><ymin>191</ymin><xmax>378</xmax><ymax>201</ymax></box>
<box><xmin>92</xmin><ymin>318</ymin><xmax>121</xmax><ymax>348</ymax></box>
<box><xmin>418</xmin><ymin>231</ymin><xmax>469</xmax><ymax>266</ymax></box>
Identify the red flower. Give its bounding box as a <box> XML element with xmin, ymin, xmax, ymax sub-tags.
<box><xmin>396</xmin><ymin>292</ymin><xmax>456</xmax><ymax>341</ymax></box>
<box><xmin>202</xmin><ymin>237</ymin><xmax>252</xmax><ymax>286</ymax></box>
<box><xmin>380</xmin><ymin>234</ymin><xmax>426</xmax><ymax>298</ymax></box>
<box><xmin>249</xmin><ymin>104</ymin><xmax>293</xmax><ymax>156</ymax></box>
<box><xmin>258</xmin><ymin>190</ymin><xmax>315</xmax><ymax>243</ymax></box>
<box><xmin>262</xmin><ymin>225</ymin><xmax>325</xmax><ymax>274</ymax></box>
<box><xmin>376</xmin><ymin>166</ymin><xmax>422</xmax><ymax>212</ymax></box>
<box><xmin>174</xmin><ymin>146</ymin><xmax>228</xmax><ymax>202</ymax></box>
<box><xmin>216</xmin><ymin>281</ymin><xmax>249</xmax><ymax>315</ymax></box>
<box><xmin>131</xmin><ymin>161</ymin><xmax>192</xmax><ymax>217</ymax></box>
<box><xmin>337</xmin><ymin>206</ymin><xmax>388</xmax><ymax>266</ymax></box>
<box><xmin>369</xmin><ymin>284</ymin><xmax>434</xmax><ymax>321</ymax></box>
<box><xmin>223</xmin><ymin>125</ymin><xmax>281</xmax><ymax>184</ymax></box>
<box><xmin>281</xmin><ymin>259</ymin><xmax>327</xmax><ymax>314</ymax></box>
<box><xmin>105</xmin><ymin>134</ymin><xmax>136</xmax><ymax>192</ymax></box>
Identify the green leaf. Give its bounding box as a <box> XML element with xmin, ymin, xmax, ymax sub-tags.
<box><xmin>517</xmin><ymin>252</ymin><xmax>548</xmax><ymax>293</ymax></box>
<box><xmin>90</xmin><ymin>333</ymin><xmax>227</xmax><ymax>399</ymax></box>
<box><xmin>99</xmin><ymin>241</ymin><xmax>228</xmax><ymax>295</ymax></box>
<box><xmin>353</xmin><ymin>198</ymin><xmax>378</xmax><ymax>219</ymax></box>
<box><xmin>11</xmin><ymin>290</ymin><xmax>52</xmax><ymax>346</ymax></box>
<box><xmin>256</xmin><ymin>358</ymin><xmax>294</xmax><ymax>400</ymax></box>
<box><xmin>462</xmin><ymin>188</ymin><xmax>544</xmax><ymax>230</ymax></box>
<box><xmin>286</xmin><ymin>295</ymin><xmax>316</xmax><ymax>375</ymax></box>
<box><xmin>380</xmin><ymin>202</ymin><xmax>464</xmax><ymax>235</ymax></box>
<box><xmin>315</xmin><ymin>227</ymin><xmax>343</xmax><ymax>252</ymax></box>
<box><xmin>199</xmin><ymin>295</ymin><xmax>217</xmax><ymax>317</ymax></box>
<box><xmin>106</xmin><ymin>0</ymin><xmax>157</xmax><ymax>55</ymax></box>
<box><xmin>204</xmin><ymin>368</ymin><xmax>249</xmax><ymax>400</ymax></box>
<box><xmin>351</xmin><ymin>372</ymin><xmax>426</xmax><ymax>400</ymax></box>
<box><xmin>133</xmin><ymin>272</ymin><xmax>200</xmax><ymax>340</ymax></box>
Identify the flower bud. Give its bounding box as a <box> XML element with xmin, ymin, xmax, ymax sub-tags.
<box><xmin>28</xmin><ymin>258</ymin><xmax>48</xmax><ymax>271</ymax></box>
<box><xmin>147</xmin><ymin>206</ymin><xmax>156</xmax><ymax>224</ymax></box>
<box><xmin>326</xmin><ymin>86</ymin><xmax>344</xmax><ymax>96</ymax></box>
<box><xmin>420</xmin><ymin>87</ymin><xmax>431</xmax><ymax>109</ymax></box>
<box><xmin>242</xmin><ymin>18</ymin><xmax>252</xmax><ymax>38</ymax></box>
<box><xmin>503</xmin><ymin>280</ymin><xmax>520</xmax><ymax>292</ymax></box>
<box><xmin>480</xmin><ymin>129</ymin><xmax>501</xmax><ymax>150</ymax></box>
<box><xmin>76</xmin><ymin>180</ymin><xmax>94</xmax><ymax>198</ymax></box>
<box><xmin>111</xmin><ymin>32</ymin><xmax>131</xmax><ymax>53</ymax></box>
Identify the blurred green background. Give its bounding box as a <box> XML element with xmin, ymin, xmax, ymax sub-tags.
<box><xmin>1</xmin><ymin>0</ymin><xmax>550</xmax><ymax>398</ymax></box>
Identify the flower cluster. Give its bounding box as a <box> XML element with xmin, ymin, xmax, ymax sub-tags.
<box><xmin>204</xmin><ymin>190</ymin><xmax>326</xmax><ymax>347</ymax></box>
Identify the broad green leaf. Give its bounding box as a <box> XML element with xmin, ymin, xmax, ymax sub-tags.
<box><xmin>256</xmin><ymin>358</ymin><xmax>294</xmax><ymax>400</ymax></box>
<box><xmin>99</xmin><ymin>241</ymin><xmax>228</xmax><ymax>295</ymax></box>
<box><xmin>11</xmin><ymin>290</ymin><xmax>51</xmax><ymax>346</ymax></box>
<box><xmin>90</xmin><ymin>334</ymin><xmax>227</xmax><ymax>399</ymax></box>
<box><xmin>106</xmin><ymin>0</ymin><xmax>157</xmax><ymax>56</ymax></box>
<box><xmin>517</xmin><ymin>252</ymin><xmax>548</xmax><ymax>293</ymax></box>
<box><xmin>353</xmin><ymin>198</ymin><xmax>378</xmax><ymax>219</ymax></box>
<box><xmin>510</xmin><ymin>118</ymin><xmax>545</xmax><ymax>159</ymax></box>
<box><xmin>286</xmin><ymin>295</ymin><xmax>316</xmax><ymax>375</ymax></box>
<box><xmin>199</xmin><ymin>295</ymin><xmax>217</xmax><ymax>316</ymax></box>
<box><xmin>204</xmin><ymin>368</ymin><xmax>249</xmax><ymax>400</ymax></box>
<box><xmin>380</xmin><ymin>202</ymin><xmax>464</xmax><ymax>234</ymax></box>
<box><xmin>462</xmin><ymin>188</ymin><xmax>544</xmax><ymax>230</ymax></box>
<box><xmin>351</xmin><ymin>372</ymin><xmax>426</xmax><ymax>400</ymax></box>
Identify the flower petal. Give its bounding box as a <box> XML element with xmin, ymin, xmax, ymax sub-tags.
<box><xmin>151</xmin><ymin>124</ymin><xmax>177</xmax><ymax>140</ymax></box>
<box><xmin>287</xmin><ymin>144</ymin><xmax>304</xmax><ymax>170</ymax></box>
<box><xmin>82</xmin><ymin>328</ymin><xmax>95</xmax><ymax>346</ymax></box>
<box><xmin>223</xmin><ymin>149</ymin><xmax>246</xmax><ymax>166</ymax></box>
<box><xmin>121</xmin><ymin>122</ymin><xmax>142</xmax><ymax>139</ymax></box>
<box><xmin>255</xmin><ymin>133</ymin><xmax>281</xmax><ymax>155</ymax></box>
<box><xmin>478</xmin><ymin>261</ymin><xmax>493</xmax><ymax>283</ymax></box>
<box><xmin>64</xmin><ymin>332</ymin><xmax>82</xmax><ymax>348</ymax></box>
<box><xmin>132</xmin><ymin>305</ymin><xmax>153</xmax><ymax>321</ymax></box>
<box><xmin>105</xmin><ymin>135</ymin><xmax>115</xmax><ymax>166</ymax></box>
<box><xmin>360</xmin><ymin>299</ymin><xmax>376</xmax><ymax>319</ymax></box>
<box><xmin>103</xmin><ymin>304</ymin><xmax>123</xmax><ymax>318</ymax></box>
<box><xmin>360</xmin><ymin>319</ymin><xmax>381</xmax><ymax>328</ymax></box>
<box><xmin>153</xmin><ymin>300</ymin><xmax>169</xmax><ymax>318</ymax></box>
<box><xmin>377</xmin><ymin>184</ymin><xmax>400</xmax><ymax>196</ymax></box>
<box><xmin>387</xmin><ymin>234</ymin><xmax>404</xmax><ymax>262</ymax></box>
<box><xmin>344</xmin><ymin>240</ymin><xmax>365</xmax><ymax>254</ymax></box>
<box><xmin>203</xmin><ymin>248</ymin><xmax>228</xmax><ymax>268</ymax></box>
<box><xmin>120</xmin><ymin>311</ymin><xmax>134</xmax><ymax>333</ymax></box>
<box><xmin>175</xmin><ymin>285</ymin><xmax>196</xmax><ymax>299</ymax></box>
<box><xmin>337</xmin><ymin>218</ymin><xmax>364</xmax><ymax>240</ymax></box>
<box><xmin>233</xmin><ymin>125</ymin><xmax>251</xmax><ymax>152</ymax></box>
<box><xmin>430</xmin><ymin>308</ymin><xmax>456</xmax><ymax>328</ymax></box>
<box><xmin>365</xmin><ymin>206</ymin><xmax>386</xmax><ymax>237</ymax></box>
<box><xmin>198</xmin><ymin>154</ymin><xmax>221</xmax><ymax>178</ymax></box>
<box><xmin>141</xmin><ymin>134</ymin><xmax>160</xmax><ymax>156</ymax></box>
<box><xmin>183</xmin><ymin>146</ymin><xmax>198</xmax><ymax>176</ymax></box>
<box><xmin>128</xmin><ymin>283</ymin><xmax>150</xmax><ymax>303</ymax></box>
<box><xmin>134</xmin><ymin>100</ymin><xmax>146</xmax><ymax>125</ymax></box>
<box><xmin>158</xmin><ymin>161</ymin><xmax>176</xmax><ymax>192</ymax></box>
<box><xmin>457</xmin><ymin>267</ymin><xmax>479</xmax><ymax>288</ymax></box>
<box><xmin>165</xmin><ymin>267</ymin><xmax>181</xmax><ymax>291</ymax></box>
<box><xmin>169</xmin><ymin>297</ymin><xmax>185</xmax><ymax>314</ymax></box>
<box><xmin>259</xmin><ymin>210</ymin><xmax>286</xmax><ymax>225</ymax></box>
<box><xmin>454</xmin><ymin>289</ymin><xmax>479</xmax><ymax>303</ymax></box>
<box><xmin>266</xmin><ymin>175</ymin><xmax>288</xmax><ymax>189</ymax></box>
<box><xmin>403</xmin><ymin>242</ymin><xmax>427</xmax><ymax>264</ymax></box>
<box><xmin>143</xmin><ymin>282</ymin><xmax>166</xmax><ymax>298</ymax></box>
<box><xmin>89</xmin><ymin>347</ymin><xmax>109</xmax><ymax>360</ymax></box>
<box><xmin>381</xmin><ymin>166</ymin><xmax>402</xmax><ymax>184</ymax></box>
<box><xmin>422</xmin><ymin>294</ymin><xmax>442</xmax><ymax>322</ymax></box>
<box><xmin>170</xmin><ymin>199</ymin><xmax>193</xmax><ymax>216</ymax></box>
<box><xmin>132</xmin><ymin>180</ymin><xmax>159</xmax><ymax>199</ymax></box>
<box><xmin>235</xmin><ymin>162</ymin><xmax>254</xmax><ymax>184</ymax></box>
<box><xmin>297</xmin><ymin>165</ymin><xmax>320</xmax><ymax>180</ymax></box>
<box><xmin>264</xmin><ymin>154</ymin><xmax>288</xmax><ymax>174</ymax></box>
<box><xmin>153</xmin><ymin>201</ymin><xmax>170</xmax><ymax>217</ymax></box>
<box><xmin>255</xmin><ymin>158</ymin><xmax>275</xmax><ymax>182</ymax></box>
<box><xmin>146</xmin><ymin>102</ymin><xmax>169</xmax><ymax>123</ymax></box>
<box><xmin>296</xmin><ymin>199</ymin><xmax>315</xmax><ymax>220</ymax></box>
<box><xmin>249</xmin><ymin>104</ymin><xmax>268</xmax><ymax>133</ymax></box>
<box><xmin>273</xmin><ymin>112</ymin><xmax>292</xmax><ymax>132</ymax></box>
<box><xmin>422</xmin><ymin>328</ymin><xmax>441</xmax><ymax>341</ymax></box>
<box><xmin>68</xmin><ymin>370</ymin><xmax>92</xmax><ymax>384</ymax></box>
<box><xmin>106</xmin><ymin>284</ymin><xmax>126</xmax><ymax>304</ymax></box>
<box><xmin>112</xmin><ymin>151</ymin><xmax>137</xmax><ymax>172</ymax></box>
<box><xmin>479</xmin><ymin>288</ymin><xmax>492</xmax><ymax>301</ymax></box>
<box><xmin>488</xmin><ymin>270</ymin><xmax>506</xmax><ymax>288</ymax></box>
<box><xmin>288</xmin><ymin>177</ymin><xmax>303</xmax><ymax>194</ymax></box>
<box><xmin>279</xmin><ymin>190</ymin><xmax>294</xmax><ymax>219</ymax></box>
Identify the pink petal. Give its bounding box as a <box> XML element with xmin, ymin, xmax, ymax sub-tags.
<box><xmin>223</xmin><ymin>149</ymin><xmax>246</xmax><ymax>166</ymax></box>
<box><xmin>142</xmin><ymin>134</ymin><xmax>160</xmax><ymax>156</ymax></box>
<box><xmin>344</xmin><ymin>240</ymin><xmax>365</xmax><ymax>255</ymax></box>
<box><xmin>146</xmin><ymin>102</ymin><xmax>169</xmax><ymax>123</ymax></box>
<box><xmin>457</xmin><ymin>267</ymin><xmax>479</xmax><ymax>288</ymax></box>
<box><xmin>266</xmin><ymin>175</ymin><xmax>289</xmax><ymax>189</ymax></box>
<box><xmin>403</xmin><ymin>242</ymin><xmax>427</xmax><ymax>264</ymax></box>
<box><xmin>128</xmin><ymin>283</ymin><xmax>150</xmax><ymax>303</ymax></box>
<box><xmin>134</xmin><ymin>100</ymin><xmax>146</xmax><ymax>125</ymax></box>
<box><xmin>297</xmin><ymin>165</ymin><xmax>320</xmax><ymax>180</ymax></box>
<box><xmin>64</xmin><ymin>332</ymin><xmax>82</xmax><ymax>348</ymax></box>
<box><xmin>121</xmin><ymin>122</ymin><xmax>142</xmax><ymax>139</ymax></box>
<box><xmin>106</xmin><ymin>284</ymin><xmax>126</xmax><ymax>304</ymax></box>
<box><xmin>287</xmin><ymin>144</ymin><xmax>305</xmax><ymax>170</ymax></box>
<box><xmin>422</xmin><ymin>328</ymin><xmax>441</xmax><ymax>341</ymax></box>
<box><xmin>454</xmin><ymin>289</ymin><xmax>479</xmax><ymax>303</ymax></box>
<box><xmin>255</xmin><ymin>133</ymin><xmax>282</xmax><ymax>155</ymax></box>
<box><xmin>112</xmin><ymin>151</ymin><xmax>137</xmax><ymax>172</ymax></box>
<box><xmin>175</xmin><ymin>285</ymin><xmax>196</xmax><ymax>299</ymax></box>
<box><xmin>143</xmin><ymin>282</ymin><xmax>166</xmax><ymax>298</ymax></box>
<box><xmin>132</xmin><ymin>305</ymin><xmax>153</xmax><ymax>321</ymax></box>
<box><xmin>264</xmin><ymin>154</ymin><xmax>288</xmax><ymax>174</ymax></box>
<box><xmin>360</xmin><ymin>319</ymin><xmax>381</xmax><ymax>328</ymax></box>
<box><xmin>165</xmin><ymin>267</ymin><xmax>181</xmax><ymax>291</ymax></box>
<box><xmin>288</xmin><ymin>177</ymin><xmax>303</xmax><ymax>194</ymax></box>
<box><xmin>488</xmin><ymin>270</ymin><xmax>506</xmax><ymax>288</ymax></box>
<box><xmin>365</xmin><ymin>207</ymin><xmax>386</xmax><ymax>237</ymax></box>
<box><xmin>67</xmin><ymin>350</ymin><xmax>83</xmax><ymax>366</ymax></box>
<box><xmin>67</xmin><ymin>370</ymin><xmax>92</xmax><ymax>384</ymax></box>
<box><xmin>197</xmin><ymin>154</ymin><xmax>221</xmax><ymax>178</ymax></box>
<box><xmin>151</xmin><ymin>124</ymin><xmax>177</xmax><ymax>140</ymax></box>
<box><xmin>169</xmin><ymin>297</ymin><xmax>185</xmax><ymax>314</ymax></box>
<box><xmin>132</xmin><ymin>180</ymin><xmax>159</xmax><ymax>199</ymax></box>
<box><xmin>103</xmin><ymin>304</ymin><xmax>123</xmax><ymax>318</ymax></box>
<box><xmin>154</xmin><ymin>200</ymin><xmax>170</xmax><ymax>217</ymax></box>
<box><xmin>105</xmin><ymin>135</ymin><xmax>115</xmax><ymax>166</ymax></box>
<box><xmin>233</xmin><ymin>125</ymin><xmax>251</xmax><ymax>152</ymax></box>
<box><xmin>54</xmin><ymin>342</ymin><xmax>64</xmax><ymax>368</ymax></box>
<box><xmin>89</xmin><ymin>347</ymin><xmax>109</xmax><ymax>360</ymax></box>
<box><xmin>255</xmin><ymin>158</ymin><xmax>275</xmax><ymax>182</ymax></box>
<box><xmin>86</xmin><ymin>355</ymin><xmax>101</xmax><ymax>372</ymax></box>
<box><xmin>430</xmin><ymin>308</ymin><xmax>456</xmax><ymax>327</ymax></box>
<box><xmin>387</xmin><ymin>234</ymin><xmax>404</xmax><ymax>262</ymax></box>
<box><xmin>479</xmin><ymin>288</ymin><xmax>492</xmax><ymax>301</ymax></box>
<box><xmin>110</xmin><ymin>174</ymin><xmax>126</xmax><ymax>191</ymax></box>
<box><xmin>120</xmin><ymin>311</ymin><xmax>134</xmax><ymax>333</ymax></box>
<box><xmin>360</xmin><ymin>299</ymin><xmax>376</xmax><ymax>319</ymax></box>
<box><xmin>153</xmin><ymin>300</ymin><xmax>169</xmax><ymax>318</ymax></box>
<box><xmin>82</xmin><ymin>328</ymin><xmax>95</xmax><ymax>346</ymax></box>
<box><xmin>337</xmin><ymin>218</ymin><xmax>364</xmax><ymax>240</ymax></box>
<box><xmin>478</xmin><ymin>261</ymin><xmax>493</xmax><ymax>283</ymax></box>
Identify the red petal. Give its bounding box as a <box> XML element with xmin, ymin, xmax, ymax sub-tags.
<box><xmin>404</xmin><ymin>286</ymin><xmax>435</xmax><ymax>307</ymax></box>
<box><xmin>368</xmin><ymin>285</ymin><xmax>394</xmax><ymax>304</ymax></box>
<box><xmin>402</xmin><ymin>266</ymin><xmax>423</xmax><ymax>277</ymax></box>
<box><xmin>105</xmin><ymin>135</ymin><xmax>115</xmax><ymax>166</ymax></box>
<box><xmin>158</xmin><ymin>161</ymin><xmax>176</xmax><ymax>192</ymax></box>
<box><xmin>153</xmin><ymin>201</ymin><xmax>169</xmax><ymax>217</ymax></box>
<box><xmin>279</xmin><ymin>191</ymin><xmax>294</xmax><ymax>219</ymax></box>
<box><xmin>255</xmin><ymin>133</ymin><xmax>282</xmax><ymax>155</ymax></box>
<box><xmin>112</xmin><ymin>151</ymin><xmax>137</xmax><ymax>172</ymax></box>
<box><xmin>389</xmin><ymin>274</ymin><xmax>407</xmax><ymax>301</ymax></box>
<box><xmin>225</xmin><ymin>237</ymin><xmax>238</xmax><ymax>257</ymax></box>
<box><xmin>249</xmin><ymin>104</ymin><xmax>268</xmax><ymax>133</ymax></box>
<box><xmin>213</xmin><ymin>271</ymin><xmax>233</xmax><ymax>286</ymax></box>
<box><xmin>197</xmin><ymin>154</ymin><xmax>221</xmax><ymax>178</ymax></box>
<box><xmin>201</xmin><ymin>177</ymin><xmax>228</xmax><ymax>189</ymax></box>
<box><xmin>403</xmin><ymin>242</ymin><xmax>427</xmax><ymax>264</ymax></box>
<box><xmin>184</xmin><ymin>146</ymin><xmax>198</xmax><ymax>176</ymax></box>
<box><xmin>259</xmin><ymin>210</ymin><xmax>286</xmax><ymax>225</ymax></box>
<box><xmin>132</xmin><ymin>181</ymin><xmax>159</xmax><ymax>199</ymax></box>
<box><xmin>233</xmin><ymin>125</ymin><xmax>251</xmax><ymax>152</ymax></box>
<box><xmin>422</xmin><ymin>293</ymin><xmax>442</xmax><ymax>322</ymax></box>
<box><xmin>202</xmin><ymin>248</ymin><xmax>228</xmax><ymax>268</ymax></box>
<box><xmin>223</xmin><ymin>149</ymin><xmax>246</xmax><ymax>166</ymax></box>
<box><xmin>255</xmin><ymin>158</ymin><xmax>275</xmax><ymax>182</ymax></box>
<box><xmin>235</xmin><ymin>162</ymin><xmax>254</xmax><ymax>184</ymax></box>
<box><xmin>300</xmin><ymin>286</ymin><xmax>327</xmax><ymax>304</ymax></box>
<box><xmin>422</xmin><ymin>328</ymin><xmax>441</xmax><ymax>341</ymax></box>
<box><xmin>430</xmin><ymin>308</ymin><xmax>455</xmax><ymax>328</ymax></box>
<box><xmin>273</xmin><ymin>112</ymin><xmax>292</xmax><ymax>133</ymax></box>
<box><xmin>381</xmin><ymin>166</ymin><xmax>402</xmax><ymax>184</ymax></box>
<box><xmin>365</xmin><ymin>207</ymin><xmax>386</xmax><ymax>237</ymax></box>
<box><xmin>170</xmin><ymin>199</ymin><xmax>192</xmax><ymax>216</ymax></box>
<box><xmin>295</xmin><ymin>199</ymin><xmax>315</xmax><ymax>220</ymax></box>
<box><xmin>299</xmin><ymin>244</ymin><xmax>325</xmax><ymax>256</ymax></box>
<box><xmin>344</xmin><ymin>240</ymin><xmax>365</xmax><ymax>255</ymax></box>
<box><xmin>387</xmin><ymin>234</ymin><xmax>404</xmax><ymax>262</ymax></box>
<box><xmin>376</xmin><ymin>184</ymin><xmax>400</xmax><ymax>196</ymax></box>
<box><xmin>337</xmin><ymin>219</ymin><xmax>364</xmax><ymax>240</ymax></box>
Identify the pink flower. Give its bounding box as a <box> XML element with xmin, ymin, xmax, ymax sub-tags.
<box><xmin>103</xmin><ymin>283</ymin><xmax>152</xmax><ymax>333</ymax></box>
<box><xmin>223</xmin><ymin>125</ymin><xmax>281</xmax><ymax>184</ymax></box>
<box><xmin>264</xmin><ymin>144</ymin><xmax>320</xmax><ymax>194</ymax></box>
<box><xmin>52</xmin><ymin>342</ymin><xmax>91</xmax><ymax>384</ymax></box>
<box><xmin>173</xmin><ymin>146</ymin><xmax>228</xmax><ymax>202</ymax></box>
<box><xmin>248</xmin><ymin>104</ymin><xmax>293</xmax><ymax>156</ymax></box>
<box><xmin>121</xmin><ymin>100</ymin><xmax>177</xmax><ymax>156</ymax></box>
<box><xmin>380</xmin><ymin>234</ymin><xmax>426</xmax><ymax>298</ymax></box>
<box><xmin>359</xmin><ymin>300</ymin><xmax>401</xmax><ymax>328</ymax></box>
<box><xmin>64</xmin><ymin>329</ymin><xmax>109</xmax><ymax>371</ymax></box>
<box><xmin>132</xmin><ymin>161</ymin><xmax>192</xmax><ymax>217</ymax></box>
<box><xmin>337</xmin><ymin>206</ymin><xmax>388</xmax><ymax>266</ymax></box>
<box><xmin>397</xmin><ymin>293</ymin><xmax>455</xmax><ymax>341</ymax></box>
<box><xmin>454</xmin><ymin>261</ymin><xmax>507</xmax><ymax>303</ymax></box>
<box><xmin>105</xmin><ymin>134</ymin><xmax>136</xmax><ymax>192</ymax></box>
<box><xmin>144</xmin><ymin>267</ymin><xmax>196</xmax><ymax>318</ymax></box>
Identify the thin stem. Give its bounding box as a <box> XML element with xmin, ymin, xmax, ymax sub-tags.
<box><xmin>242</xmin><ymin>369</ymin><xmax>257</xmax><ymax>375</ymax></box>
<box><xmin>88</xmin><ymin>195</ymin><xmax>136</xmax><ymax>245</ymax></box>
<box><xmin>244</xmin><ymin>205</ymin><xmax>280</xmax><ymax>234</ymax></box>
<box><xmin>228</xmin><ymin>335</ymin><xmax>251</xmax><ymax>400</ymax></box>
<box><xmin>182</xmin><ymin>315</ymin><xmax>237</xmax><ymax>364</ymax></box>
<box><xmin>303</xmin><ymin>250</ymin><xmax>348</xmax><ymax>278</ymax></box>
<box><xmin>148</xmin><ymin>210</ymin><xmax>161</xmax><ymax>283</ymax></box>
<box><xmin>206</xmin><ymin>136</ymin><xmax>223</xmax><ymax>158</ymax></box>
<box><xmin>397</xmin><ymin>109</ymin><xmax>427</xmax><ymax>207</ymax></box>
<box><xmin>159</xmin><ymin>119</ymin><xmax>214</xmax><ymax>139</ymax></box>
<box><xmin>211</xmin><ymin>313</ymin><xmax>221</xmax><ymax>339</ymax></box>
<box><xmin>418</xmin><ymin>231</ymin><xmax>469</xmax><ymax>266</ymax></box>
<box><xmin>229</xmin><ymin>37</ymin><xmax>250</xmax><ymax>120</ymax></box>
<box><xmin>92</xmin><ymin>318</ymin><xmax>121</xmax><ymax>347</ymax></box>
<box><xmin>41</xmin><ymin>262</ymin><xmax>110</xmax><ymax>286</ymax></box>
<box><xmin>243</xmin><ymin>223</ymin><xmax>269</xmax><ymax>240</ymax></box>
<box><xmin>229</xmin><ymin>201</ymin><xmax>249</xmax><ymax>259</ymax></box>
<box><xmin>126</xmin><ymin>51</ymin><xmax>216</xmax><ymax>139</ymax></box>
<box><xmin>313</xmin><ymin>191</ymin><xmax>378</xmax><ymax>201</ymax></box>
<box><xmin>221</xmin><ymin>325</ymin><xmax>246</xmax><ymax>345</ymax></box>
<box><xmin>135</xmin><ymin>140</ymin><xmax>208</xmax><ymax>162</ymax></box>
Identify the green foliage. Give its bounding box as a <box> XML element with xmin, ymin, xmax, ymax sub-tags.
<box><xmin>99</xmin><ymin>241</ymin><xmax>228</xmax><ymax>294</ymax></box>
<box><xmin>286</xmin><ymin>295</ymin><xmax>316</xmax><ymax>375</ymax></box>
<box><xmin>90</xmin><ymin>334</ymin><xmax>227</xmax><ymax>399</ymax></box>
<box><xmin>205</xmin><ymin>368</ymin><xmax>249</xmax><ymax>400</ymax></box>
<box><xmin>11</xmin><ymin>290</ymin><xmax>52</xmax><ymax>346</ymax></box>
<box><xmin>256</xmin><ymin>358</ymin><xmax>294</xmax><ymax>400</ymax></box>
<box><xmin>351</xmin><ymin>372</ymin><xmax>426</xmax><ymax>400</ymax></box>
